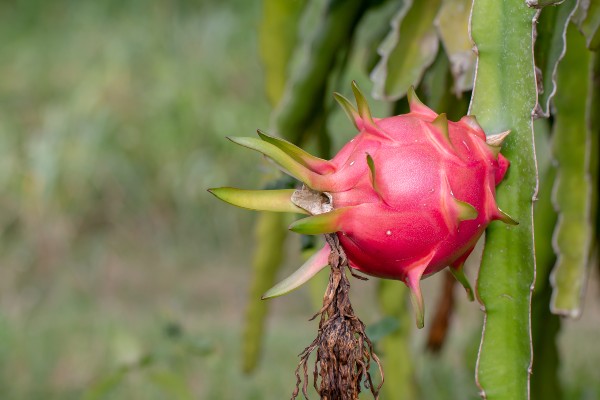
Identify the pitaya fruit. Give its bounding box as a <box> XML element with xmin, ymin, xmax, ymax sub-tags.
<box><xmin>209</xmin><ymin>82</ymin><xmax>516</xmax><ymax>328</ymax></box>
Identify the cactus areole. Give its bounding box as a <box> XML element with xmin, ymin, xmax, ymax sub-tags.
<box><xmin>209</xmin><ymin>82</ymin><xmax>516</xmax><ymax>328</ymax></box>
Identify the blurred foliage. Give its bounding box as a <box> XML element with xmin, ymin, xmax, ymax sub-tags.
<box><xmin>0</xmin><ymin>0</ymin><xmax>283</xmax><ymax>398</ymax></box>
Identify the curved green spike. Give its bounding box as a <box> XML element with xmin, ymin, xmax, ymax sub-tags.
<box><xmin>407</xmin><ymin>86</ymin><xmax>424</xmax><ymax>108</ymax></box>
<box><xmin>455</xmin><ymin>199</ymin><xmax>478</xmax><ymax>221</ymax></box>
<box><xmin>431</xmin><ymin>113</ymin><xmax>452</xmax><ymax>146</ymax></box>
<box><xmin>351</xmin><ymin>81</ymin><xmax>375</xmax><ymax>125</ymax></box>
<box><xmin>227</xmin><ymin>136</ymin><xmax>328</xmax><ymax>191</ymax></box>
<box><xmin>333</xmin><ymin>92</ymin><xmax>360</xmax><ymax>130</ymax></box>
<box><xmin>407</xmin><ymin>282</ymin><xmax>425</xmax><ymax>329</ymax></box>
<box><xmin>288</xmin><ymin>207</ymin><xmax>353</xmax><ymax>235</ymax></box>
<box><xmin>450</xmin><ymin>263</ymin><xmax>475</xmax><ymax>301</ymax></box>
<box><xmin>496</xmin><ymin>208</ymin><xmax>519</xmax><ymax>225</ymax></box>
<box><xmin>208</xmin><ymin>187</ymin><xmax>309</xmax><ymax>214</ymax></box>
<box><xmin>407</xmin><ymin>86</ymin><xmax>437</xmax><ymax>118</ymax></box>
<box><xmin>256</xmin><ymin>130</ymin><xmax>336</xmax><ymax>174</ymax></box>
<box><xmin>366</xmin><ymin>154</ymin><xmax>383</xmax><ymax>199</ymax></box>
<box><xmin>404</xmin><ymin>251</ymin><xmax>435</xmax><ymax>329</ymax></box>
<box><xmin>262</xmin><ymin>244</ymin><xmax>330</xmax><ymax>299</ymax></box>
<box><xmin>404</xmin><ymin>250</ymin><xmax>435</xmax><ymax>329</ymax></box>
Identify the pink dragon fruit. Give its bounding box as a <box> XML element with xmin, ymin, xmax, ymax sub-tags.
<box><xmin>209</xmin><ymin>82</ymin><xmax>516</xmax><ymax>328</ymax></box>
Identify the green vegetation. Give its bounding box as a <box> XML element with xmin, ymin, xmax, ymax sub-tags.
<box><xmin>0</xmin><ymin>1</ymin><xmax>599</xmax><ymax>399</ymax></box>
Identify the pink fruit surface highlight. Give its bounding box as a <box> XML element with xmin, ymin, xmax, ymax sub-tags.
<box><xmin>209</xmin><ymin>82</ymin><xmax>516</xmax><ymax>328</ymax></box>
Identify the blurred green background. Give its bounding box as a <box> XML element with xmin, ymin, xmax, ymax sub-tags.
<box><xmin>0</xmin><ymin>0</ymin><xmax>599</xmax><ymax>399</ymax></box>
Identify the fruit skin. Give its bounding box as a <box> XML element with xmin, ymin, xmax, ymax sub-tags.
<box><xmin>209</xmin><ymin>82</ymin><xmax>515</xmax><ymax>328</ymax></box>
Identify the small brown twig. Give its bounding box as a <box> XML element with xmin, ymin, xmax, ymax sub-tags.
<box><xmin>426</xmin><ymin>270</ymin><xmax>456</xmax><ymax>353</ymax></box>
<box><xmin>291</xmin><ymin>233</ymin><xmax>384</xmax><ymax>400</ymax></box>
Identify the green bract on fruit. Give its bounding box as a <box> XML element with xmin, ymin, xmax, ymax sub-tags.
<box><xmin>209</xmin><ymin>82</ymin><xmax>516</xmax><ymax>328</ymax></box>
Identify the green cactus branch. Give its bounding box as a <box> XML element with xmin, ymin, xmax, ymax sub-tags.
<box><xmin>469</xmin><ymin>1</ymin><xmax>538</xmax><ymax>399</ymax></box>
<box><xmin>532</xmin><ymin>195</ymin><xmax>563</xmax><ymax>400</ymax></box>
<box><xmin>272</xmin><ymin>0</ymin><xmax>371</xmax><ymax>143</ymax></box>
<box><xmin>435</xmin><ymin>0</ymin><xmax>476</xmax><ymax>95</ymax></box>
<box><xmin>549</xmin><ymin>23</ymin><xmax>594</xmax><ymax>318</ymax></box>
<box><xmin>533</xmin><ymin>0</ymin><xmax>578</xmax><ymax>118</ymax></box>
<box><xmin>371</xmin><ymin>0</ymin><xmax>442</xmax><ymax>101</ymax></box>
<box><xmin>242</xmin><ymin>212</ymin><xmax>288</xmax><ymax>373</ymax></box>
<box><xmin>259</xmin><ymin>0</ymin><xmax>307</xmax><ymax>106</ymax></box>
<box><xmin>531</xmin><ymin>119</ymin><xmax>562</xmax><ymax>400</ymax></box>
<box><xmin>377</xmin><ymin>280</ymin><xmax>418</xmax><ymax>400</ymax></box>
<box><xmin>572</xmin><ymin>0</ymin><xmax>600</xmax><ymax>50</ymax></box>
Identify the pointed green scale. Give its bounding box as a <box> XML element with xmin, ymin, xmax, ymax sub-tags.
<box><xmin>407</xmin><ymin>86</ymin><xmax>437</xmax><ymax>118</ymax></box>
<box><xmin>366</xmin><ymin>154</ymin><xmax>375</xmax><ymax>178</ymax></box>
<box><xmin>460</xmin><ymin>115</ymin><xmax>486</xmax><ymax>138</ymax></box>
<box><xmin>256</xmin><ymin>129</ymin><xmax>335</xmax><ymax>174</ymax></box>
<box><xmin>460</xmin><ymin>115</ymin><xmax>482</xmax><ymax>130</ymax></box>
<box><xmin>486</xmin><ymin>130</ymin><xmax>511</xmax><ymax>155</ymax></box>
<box><xmin>407</xmin><ymin>86</ymin><xmax>425</xmax><ymax>110</ymax></box>
<box><xmin>208</xmin><ymin>187</ymin><xmax>308</xmax><ymax>214</ymax></box>
<box><xmin>227</xmin><ymin>136</ymin><xmax>322</xmax><ymax>190</ymax></box>
<box><xmin>351</xmin><ymin>81</ymin><xmax>375</xmax><ymax>126</ymax></box>
<box><xmin>407</xmin><ymin>284</ymin><xmax>425</xmax><ymax>329</ymax></box>
<box><xmin>487</xmin><ymin>145</ymin><xmax>501</xmax><ymax>157</ymax></box>
<box><xmin>496</xmin><ymin>208</ymin><xmax>519</xmax><ymax>225</ymax></box>
<box><xmin>366</xmin><ymin>154</ymin><xmax>384</xmax><ymax>199</ymax></box>
<box><xmin>261</xmin><ymin>244</ymin><xmax>330</xmax><ymax>299</ymax></box>
<box><xmin>454</xmin><ymin>199</ymin><xmax>478</xmax><ymax>221</ymax></box>
<box><xmin>431</xmin><ymin>113</ymin><xmax>453</xmax><ymax>147</ymax></box>
<box><xmin>288</xmin><ymin>207</ymin><xmax>352</xmax><ymax>235</ymax></box>
<box><xmin>486</xmin><ymin>130</ymin><xmax>511</xmax><ymax>145</ymax></box>
<box><xmin>404</xmin><ymin>250</ymin><xmax>436</xmax><ymax>329</ymax></box>
<box><xmin>450</xmin><ymin>264</ymin><xmax>475</xmax><ymax>301</ymax></box>
<box><xmin>333</xmin><ymin>92</ymin><xmax>360</xmax><ymax>130</ymax></box>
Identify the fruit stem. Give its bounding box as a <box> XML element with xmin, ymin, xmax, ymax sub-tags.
<box><xmin>291</xmin><ymin>233</ymin><xmax>384</xmax><ymax>400</ymax></box>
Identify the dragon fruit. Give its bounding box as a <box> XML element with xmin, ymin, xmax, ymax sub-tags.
<box><xmin>209</xmin><ymin>82</ymin><xmax>516</xmax><ymax>328</ymax></box>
